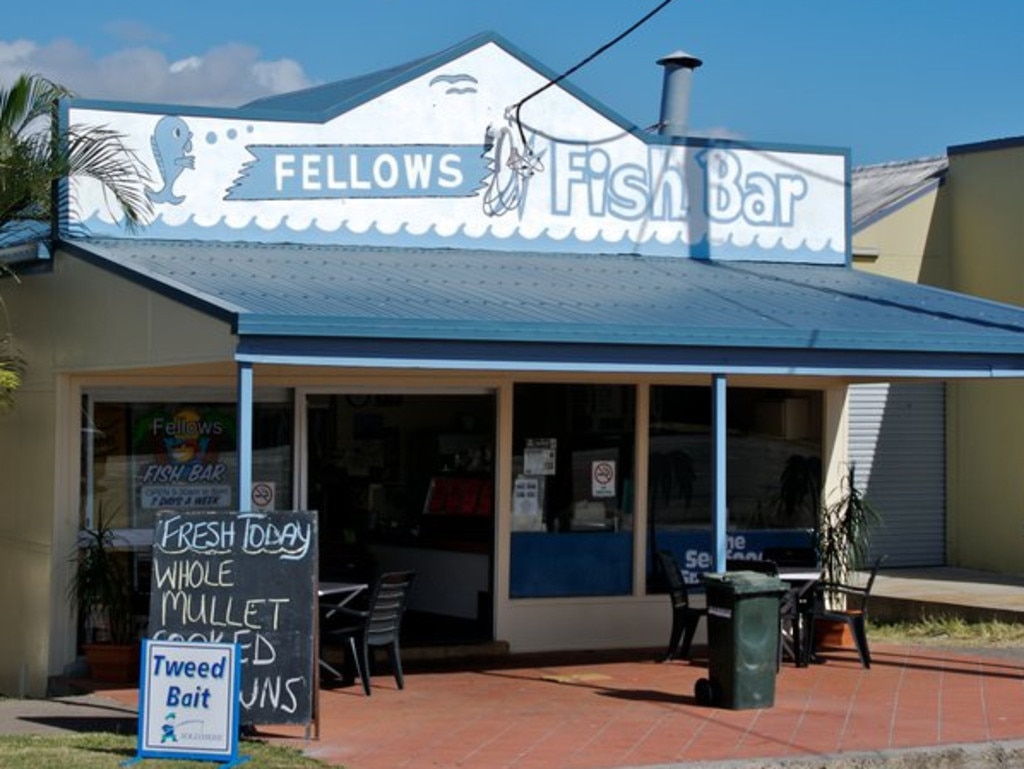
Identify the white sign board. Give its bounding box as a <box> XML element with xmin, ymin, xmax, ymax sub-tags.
<box><xmin>65</xmin><ymin>36</ymin><xmax>848</xmax><ymax>264</ymax></box>
<box><xmin>134</xmin><ymin>639</ymin><xmax>246</xmax><ymax>766</ymax></box>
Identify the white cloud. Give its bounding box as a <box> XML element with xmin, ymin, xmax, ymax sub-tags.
<box><xmin>168</xmin><ymin>56</ymin><xmax>202</xmax><ymax>75</ymax></box>
<box><xmin>0</xmin><ymin>40</ymin><xmax>38</xmax><ymax>67</ymax></box>
<box><xmin>0</xmin><ymin>38</ymin><xmax>314</xmax><ymax>107</ymax></box>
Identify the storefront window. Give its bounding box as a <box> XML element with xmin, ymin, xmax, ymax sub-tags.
<box><xmin>647</xmin><ymin>386</ymin><xmax>820</xmax><ymax>590</ymax></box>
<box><xmin>510</xmin><ymin>383</ymin><xmax>635</xmax><ymax>597</ymax></box>
<box><xmin>80</xmin><ymin>394</ymin><xmax>294</xmax><ymax>635</ymax></box>
<box><xmin>83</xmin><ymin>398</ymin><xmax>293</xmax><ymax>531</ymax></box>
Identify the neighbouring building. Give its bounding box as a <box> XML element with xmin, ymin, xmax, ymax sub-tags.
<box><xmin>853</xmin><ymin>144</ymin><xmax>1024</xmax><ymax>575</ymax></box>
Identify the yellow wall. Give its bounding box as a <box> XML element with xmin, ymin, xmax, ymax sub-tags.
<box><xmin>946</xmin><ymin>379</ymin><xmax>1024</xmax><ymax>570</ymax></box>
<box><xmin>944</xmin><ymin>146</ymin><xmax>1024</xmax><ymax>574</ymax></box>
<box><xmin>854</xmin><ymin>180</ymin><xmax>951</xmax><ymax>287</ymax></box>
<box><xmin>855</xmin><ymin>147</ymin><xmax>1024</xmax><ymax>576</ymax></box>
<box><xmin>0</xmin><ymin>251</ymin><xmax>234</xmax><ymax>696</ymax></box>
<box><xmin>948</xmin><ymin>148</ymin><xmax>1024</xmax><ymax>303</ymax></box>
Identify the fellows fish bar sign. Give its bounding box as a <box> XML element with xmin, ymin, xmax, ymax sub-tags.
<box><xmin>148</xmin><ymin>510</ymin><xmax>317</xmax><ymax>726</ymax></box>
<box><xmin>65</xmin><ymin>33</ymin><xmax>847</xmax><ymax>264</ymax></box>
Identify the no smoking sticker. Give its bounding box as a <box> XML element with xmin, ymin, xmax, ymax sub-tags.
<box><xmin>251</xmin><ymin>481</ymin><xmax>276</xmax><ymax>511</ymax></box>
<box><xmin>591</xmin><ymin>460</ymin><xmax>616</xmax><ymax>498</ymax></box>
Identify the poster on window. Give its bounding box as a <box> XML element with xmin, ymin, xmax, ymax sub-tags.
<box><xmin>132</xmin><ymin>405</ymin><xmax>237</xmax><ymax>526</ymax></box>
<box><xmin>524</xmin><ymin>438</ymin><xmax>557</xmax><ymax>475</ymax></box>
<box><xmin>591</xmin><ymin>460</ymin><xmax>616</xmax><ymax>498</ymax></box>
<box><xmin>512</xmin><ymin>475</ymin><xmax>545</xmax><ymax>531</ymax></box>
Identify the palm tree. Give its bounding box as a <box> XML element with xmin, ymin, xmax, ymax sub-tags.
<box><xmin>0</xmin><ymin>73</ymin><xmax>153</xmax><ymax>408</ymax></box>
<box><xmin>0</xmin><ymin>73</ymin><xmax>153</xmax><ymax>231</ymax></box>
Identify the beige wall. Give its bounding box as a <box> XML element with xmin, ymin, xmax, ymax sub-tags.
<box><xmin>0</xmin><ymin>250</ymin><xmax>235</xmax><ymax>696</ymax></box>
<box><xmin>854</xmin><ymin>180</ymin><xmax>951</xmax><ymax>287</ymax></box>
<box><xmin>945</xmin><ymin>146</ymin><xmax>1024</xmax><ymax>574</ymax></box>
<box><xmin>855</xmin><ymin>147</ymin><xmax>1024</xmax><ymax>576</ymax></box>
<box><xmin>946</xmin><ymin>380</ymin><xmax>1024</xmax><ymax>570</ymax></box>
<box><xmin>948</xmin><ymin>148</ymin><xmax>1024</xmax><ymax>303</ymax></box>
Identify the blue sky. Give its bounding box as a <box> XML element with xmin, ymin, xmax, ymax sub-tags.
<box><xmin>1</xmin><ymin>1</ymin><xmax>1020</xmax><ymax>166</ymax></box>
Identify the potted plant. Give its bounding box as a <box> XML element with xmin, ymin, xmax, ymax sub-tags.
<box><xmin>815</xmin><ymin>463</ymin><xmax>879</xmax><ymax>646</ymax></box>
<box><xmin>68</xmin><ymin>512</ymin><xmax>140</xmax><ymax>682</ymax></box>
<box><xmin>774</xmin><ymin>453</ymin><xmax>822</xmax><ymax>528</ymax></box>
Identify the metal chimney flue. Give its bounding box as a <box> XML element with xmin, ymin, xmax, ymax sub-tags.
<box><xmin>657</xmin><ymin>50</ymin><xmax>703</xmax><ymax>138</ymax></box>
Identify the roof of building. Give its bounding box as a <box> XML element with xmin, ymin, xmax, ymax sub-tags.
<box><xmin>851</xmin><ymin>156</ymin><xmax>948</xmax><ymax>232</ymax></box>
<box><xmin>242</xmin><ymin>50</ymin><xmax>442</xmax><ymax>116</ymax></box>
<box><xmin>0</xmin><ymin>220</ymin><xmax>50</xmax><ymax>267</ymax></box>
<box><xmin>63</xmin><ymin>237</ymin><xmax>1024</xmax><ymax>378</ymax></box>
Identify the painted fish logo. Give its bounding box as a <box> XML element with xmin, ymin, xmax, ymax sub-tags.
<box><xmin>147</xmin><ymin>115</ymin><xmax>195</xmax><ymax>205</ymax></box>
<box><xmin>164</xmin><ymin>408</ymin><xmax>209</xmax><ymax>464</ymax></box>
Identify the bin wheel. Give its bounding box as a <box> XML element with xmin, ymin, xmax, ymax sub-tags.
<box><xmin>695</xmin><ymin>677</ymin><xmax>717</xmax><ymax>705</ymax></box>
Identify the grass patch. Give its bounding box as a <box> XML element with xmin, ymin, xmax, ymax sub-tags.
<box><xmin>870</xmin><ymin>616</ymin><xmax>1024</xmax><ymax>647</ymax></box>
<box><xmin>0</xmin><ymin>732</ymin><xmax>329</xmax><ymax>768</ymax></box>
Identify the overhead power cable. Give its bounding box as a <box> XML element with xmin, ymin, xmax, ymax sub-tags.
<box><xmin>508</xmin><ymin>0</ymin><xmax>678</xmax><ymax>147</ymax></box>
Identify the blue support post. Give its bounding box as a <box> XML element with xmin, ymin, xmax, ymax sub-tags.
<box><xmin>237</xmin><ymin>362</ymin><xmax>254</xmax><ymax>513</ymax></box>
<box><xmin>712</xmin><ymin>374</ymin><xmax>727</xmax><ymax>572</ymax></box>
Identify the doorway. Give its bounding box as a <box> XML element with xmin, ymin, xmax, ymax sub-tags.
<box><xmin>306</xmin><ymin>391</ymin><xmax>497</xmax><ymax>645</ymax></box>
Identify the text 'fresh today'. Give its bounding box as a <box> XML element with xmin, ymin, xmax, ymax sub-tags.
<box><xmin>156</xmin><ymin>513</ymin><xmax>312</xmax><ymax>560</ymax></box>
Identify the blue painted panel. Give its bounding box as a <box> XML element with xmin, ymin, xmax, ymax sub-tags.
<box><xmin>510</xmin><ymin>531</ymin><xmax>632</xmax><ymax>597</ymax></box>
<box><xmin>651</xmin><ymin>528</ymin><xmax>815</xmax><ymax>587</ymax></box>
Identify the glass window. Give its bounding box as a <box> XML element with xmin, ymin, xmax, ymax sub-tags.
<box><xmin>84</xmin><ymin>399</ymin><xmax>293</xmax><ymax>531</ymax></box>
<box><xmin>79</xmin><ymin>395</ymin><xmax>294</xmax><ymax>643</ymax></box>
<box><xmin>510</xmin><ymin>383</ymin><xmax>635</xmax><ymax>597</ymax></box>
<box><xmin>647</xmin><ymin>386</ymin><xmax>820</xmax><ymax>590</ymax></box>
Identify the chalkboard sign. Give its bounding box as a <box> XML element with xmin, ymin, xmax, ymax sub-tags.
<box><xmin>148</xmin><ymin>510</ymin><xmax>318</xmax><ymax>726</ymax></box>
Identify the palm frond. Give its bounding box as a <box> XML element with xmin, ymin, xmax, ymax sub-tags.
<box><xmin>0</xmin><ymin>332</ymin><xmax>25</xmax><ymax>413</ymax></box>
<box><xmin>62</xmin><ymin>126</ymin><xmax>153</xmax><ymax>232</ymax></box>
<box><xmin>0</xmin><ymin>73</ymin><xmax>152</xmax><ymax>234</ymax></box>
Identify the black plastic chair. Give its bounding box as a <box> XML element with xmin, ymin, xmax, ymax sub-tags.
<box><xmin>321</xmin><ymin>570</ymin><xmax>416</xmax><ymax>694</ymax></box>
<box><xmin>812</xmin><ymin>556</ymin><xmax>886</xmax><ymax>668</ymax></box>
<box><xmin>655</xmin><ymin>550</ymin><xmax>707</xmax><ymax>661</ymax></box>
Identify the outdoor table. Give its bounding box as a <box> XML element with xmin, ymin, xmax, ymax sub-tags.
<box><xmin>777</xmin><ymin>568</ymin><xmax>821</xmax><ymax>667</ymax></box>
<box><xmin>317</xmin><ymin>581</ymin><xmax>369</xmax><ymax>679</ymax></box>
<box><xmin>319</xmin><ymin>581</ymin><xmax>369</xmax><ymax>614</ymax></box>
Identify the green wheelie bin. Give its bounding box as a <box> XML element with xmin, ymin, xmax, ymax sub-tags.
<box><xmin>695</xmin><ymin>570</ymin><xmax>787</xmax><ymax>709</ymax></box>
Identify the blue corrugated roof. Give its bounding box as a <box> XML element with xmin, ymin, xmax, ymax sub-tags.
<box><xmin>0</xmin><ymin>220</ymin><xmax>50</xmax><ymax>267</ymax></box>
<box><xmin>0</xmin><ymin>219</ymin><xmax>48</xmax><ymax>248</ymax></box>
<box><xmin>242</xmin><ymin>51</ymin><xmax>442</xmax><ymax>115</ymax></box>
<box><xmin>239</xmin><ymin>31</ymin><xmax>643</xmax><ymax>140</ymax></box>
<box><xmin>242</xmin><ymin>32</ymin><xmax>534</xmax><ymax>121</ymax></box>
<box><xmin>63</xmin><ymin>237</ymin><xmax>1024</xmax><ymax>376</ymax></box>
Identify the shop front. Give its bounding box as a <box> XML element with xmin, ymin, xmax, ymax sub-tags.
<box><xmin>7</xmin><ymin>31</ymin><xmax>1024</xmax><ymax>697</ymax></box>
<box><xmin>76</xmin><ymin>374</ymin><xmax>826</xmax><ymax>652</ymax></box>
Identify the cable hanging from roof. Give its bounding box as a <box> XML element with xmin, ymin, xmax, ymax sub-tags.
<box><xmin>504</xmin><ymin>0</ymin><xmax>678</xmax><ymax>175</ymax></box>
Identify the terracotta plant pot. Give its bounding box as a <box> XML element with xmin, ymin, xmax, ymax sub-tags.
<box><xmin>813</xmin><ymin>618</ymin><xmax>854</xmax><ymax>650</ymax></box>
<box><xmin>83</xmin><ymin>642</ymin><xmax>140</xmax><ymax>683</ymax></box>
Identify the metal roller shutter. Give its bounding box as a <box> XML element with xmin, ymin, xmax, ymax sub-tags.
<box><xmin>848</xmin><ymin>382</ymin><xmax>946</xmax><ymax>567</ymax></box>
